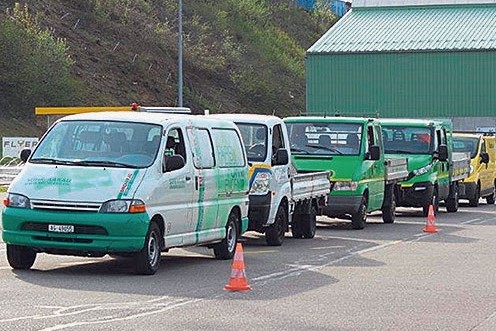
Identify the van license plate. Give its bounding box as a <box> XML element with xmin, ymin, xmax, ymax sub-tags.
<box><xmin>48</xmin><ymin>224</ymin><xmax>74</xmax><ymax>233</ymax></box>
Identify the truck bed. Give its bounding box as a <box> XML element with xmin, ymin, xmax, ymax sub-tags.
<box><xmin>385</xmin><ymin>157</ymin><xmax>409</xmax><ymax>183</ymax></box>
<box><xmin>451</xmin><ymin>152</ymin><xmax>471</xmax><ymax>182</ymax></box>
<box><xmin>291</xmin><ymin>171</ymin><xmax>330</xmax><ymax>203</ymax></box>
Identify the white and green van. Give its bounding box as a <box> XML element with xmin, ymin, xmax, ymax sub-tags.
<box><xmin>2</xmin><ymin>110</ymin><xmax>249</xmax><ymax>274</ymax></box>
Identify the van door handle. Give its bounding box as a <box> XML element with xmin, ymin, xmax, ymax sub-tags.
<box><xmin>185</xmin><ymin>176</ymin><xmax>191</xmax><ymax>181</ymax></box>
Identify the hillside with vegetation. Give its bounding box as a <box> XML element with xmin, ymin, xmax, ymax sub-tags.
<box><xmin>0</xmin><ymin>0</ymin><xmax>336</xmax><ymax>138</ymax></box>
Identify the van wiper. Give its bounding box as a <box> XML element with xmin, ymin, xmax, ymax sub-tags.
<box><xmin>30</xmin><ymin>158</ymin><xmax>72</xmax><ymax>165</ymax></box>
<box><xmin>72</xmin><ymin>160</ymin><xmax>136</xmax><ymax>168</ymax></box>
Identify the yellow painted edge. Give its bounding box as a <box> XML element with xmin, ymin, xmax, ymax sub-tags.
<box><xmin>35</xmin><ymin>106</ymin><xmax>133</xmax><ymax>115</ymax></box>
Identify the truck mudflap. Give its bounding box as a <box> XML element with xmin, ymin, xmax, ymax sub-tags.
<box><xmin>397</xmin><ymin>182</ymin><xmax>435</xmax><ymax>207</ymax></box>
<box><xmin>247</xmin><ymin>193</ymin><xmax>271</xmax><ymax>232</ymax></box>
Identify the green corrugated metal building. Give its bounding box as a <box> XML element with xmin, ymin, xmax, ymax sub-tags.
<box><xmin>306</xmin><ymin>0</ymin><xmax>496</xmax><ymax>130</ymax></box>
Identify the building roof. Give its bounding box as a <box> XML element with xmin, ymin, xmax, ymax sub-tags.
<box><xmin>307</xmin><ymin>2</ymin><xmax>496</xmax><ymax>54</ymax></box>
<box><xmin>353</xmin><ymin>0</ymin><xmax>496</xmax><ymax>7</ymax></box>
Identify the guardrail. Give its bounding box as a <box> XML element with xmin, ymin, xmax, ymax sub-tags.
<box><xmin>0</xmin><ymin>157</ymin><xmax>23</xmax><ymax>185</ymax></box>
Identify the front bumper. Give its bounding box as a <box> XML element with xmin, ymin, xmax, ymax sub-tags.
<box><xmin>322</xmin><ymin>194</ymin><xmax>363</xmax><ymax>217</ymax></box>
<box><xmin>247</xmin><ymin>193</ymin><xmax>271</xmax><ymax>232</ymax></box>
<box><xmin>397</xmin><ymin>182</ymin><xmax>434</xmax><ymax>207</ymax></box>
<box><xmin>2</xmin><ymin>207</ymin><xmax>149</xmax><ymax>255</ymax></box>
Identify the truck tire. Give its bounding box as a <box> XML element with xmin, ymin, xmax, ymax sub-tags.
<box><xmin>213</xmin><ymin>211</ymin><xmax>239</xmax><ymax>259</ymax></box>
<box><xmin>266</xmin><ymin>204</ymin><xmax>287</xmax><ymax>246</ymax></box>
<box><xmin>381</xmin><ymin>188</ymin><xmax>396</xmax><ymax>224</ymax></box>
<box><xmin>291</xmin><ymin>214</ymin><xmax>304</xmax><ymax>239</ymax></box>
<box><xmin>423</xmin><ymin>188</ymin><xmax>439</xmax><ymax>217</ymax></box>
<box><xmin>7</xmin><ymin>244</ymin><xmax>36</xmax><ymax>270</ymax></box>
<box><xmin>446</xmin><ymin>184</ymin><xmax>459</xmax><ymax>213</ymax></box>
<box><xmin>351</xmin><ymin>195</ymin><xmax>367</xmax><ymax>230</ymax></box>
<box><xmin>301</xmin><ymin>206</ymin><xmax>317</xmax><ymax>238</ymax></box>
<box><xmin>469</xmin><ymin>184</ymin><xmax>480</xmax><ymax>207</ymax></box>
<box><xmin>134</xmin><ymin>222</ymin><xmax>162</xmax><ymax>275</ymax></box>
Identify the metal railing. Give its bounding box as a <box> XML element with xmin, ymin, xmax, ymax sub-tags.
<box><xmin>0</xmin><ymin>157</ymin><xmax>24</xmax><ymax>185</ymax></box>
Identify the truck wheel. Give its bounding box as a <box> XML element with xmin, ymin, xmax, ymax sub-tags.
<box><xmin>351</xmin><ymin>195</ymin><xmax>367</xmax><ymax>230</ymax></box>
<box><xmin>266</xmin><ymin>204</ymin><xmax>287</xmax><ymax>246</ymax></box>
<box><xmin>423</xmin><ymin>189</ymin><xmax>439</xmax><ymax>217</ymax></box>
<box><xmin>469</xmin><ymin>184</ymin><xmax>480</xmax><ymax>207</ymax></box>
<box><xmin>301</xmin><ymin>206</ymin><xmax>317</xmax><ymax>239</ymax></box>
<box><xmin>381</xmin><ymin>191</ymin><xmax>396</xmax><ymax>224</ymax></box>
<box><xmin>213</xmin><ymin>211</ymin><xmax>239</xmax><ymax>259</ymax></box>
<box><xmin>134</xmin><ymin>222</ymin><xmax>162</xmax><ymax>275</ymax></box>
<box><xmin>7</xmin><ymin>245</ymin><xmax>36</xmax><ymax>270</ymax></box>
<box><xmin>446</xmin><ymin>184</ymin><xmax>459</xmax><ymax>213</ymax></box>
<box><xmin>291</xmin><ymin>214</ymin><xmax>304</xmax><ymax>239</ymax></box>
<box><xmin>486</xmin><ymin>192</ymin><xmax>495</xmax><ymax>205</ymax></box>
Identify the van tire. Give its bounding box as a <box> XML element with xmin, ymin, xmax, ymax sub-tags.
<box><xmin>291</xmin><ymin>214</ymin><xmax>304</xmax><ymax>239</ymax></box>
<box><xmin>266</xmin><ymin>204</ymin><xmax>287</xmax><ymax>246</ymax></box>
<box><xmin>7</xmin><ymin>244</ymin><xmax>36</xmax><ymax>270</ymax></box>
<box><xmin>213</xmin><ymin>211</ymin><xmax>239</xmax><ymax>260</ymax></box>
<box><xmin>469</xmin><ymin>184</ymin><xmax>480</xmax><ymax>207</ymax></box>
<box><xmin>351</xmin><ymin>195</ymin><xmax>367</xmax><ymax>230</ymax></box>
<box><xmin>423</xmin><ymin>189</ymin><xmax>439</xmax><ymax>217</ymax></box>
<box><xmin>134</xmin><ymin>222</ymin><xmax>161</xmax><ymax>275</ymax></box>
<box><xmin>486</xmin><ymin>192</ymin><xmax>495</xmax><ymax>205</ymax></box>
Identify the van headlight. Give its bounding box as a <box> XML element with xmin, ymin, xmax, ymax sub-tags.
<box><xmin>333</xmin><ymin>181</ymin><xmax>358</xmax><ymax>191</ymax></box>
<box><xmin>413</xmin><ymin>163</ymin><xmax>433</xmax><ymax>176</ymax></box>
<box><xmin>250</xmin><ymin>172</ymin><xmax>270</xmax><ymax>195</ymax></box>
<box><xmin>100</xmin><ymin>199</ymin><xmax>146</xmax><ymax>213</ymax></box>
<box><xmin>4</xmin><ymin>193</ymin><xmax>31</xmax><ymax>209</ymax></box>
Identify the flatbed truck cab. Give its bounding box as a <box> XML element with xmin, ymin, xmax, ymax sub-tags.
<box><xmin>380</xmin><ymin>118</ymin><xmax>469</xmax><ymax>216</ymax></box>
<box><xmin>284</xmin><ymin>116</ymin><xmax>406</xmax><ymax>230</ymax></box>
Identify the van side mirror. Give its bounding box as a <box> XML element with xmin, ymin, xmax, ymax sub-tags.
<box><xmin>20</xmin><ymin>149</ymin><xmax>31</xmax><ymax>162</ymax></box>
<box><xmin>438</xmin><ymin>144</ymin><xmax>448</xmax><ymax>161</ymax></box>
<box><xmin>163</xmin><ymin>154</ymin><xmax>185</xmax><ymax>172</ymax></box>
<box><xmin>272</xmin><ymin>148</ymin><xmax>289</xmax><ymax>166</ymax></box>
<box><xmin>481</xmin><ymin>152</ymin><xmax>490</xmax><ymax>164</ymax></box>
<box><xmin>367</xmin><ymin>145</ymin><xmax>381</xmax><ymax>161</ymax></box>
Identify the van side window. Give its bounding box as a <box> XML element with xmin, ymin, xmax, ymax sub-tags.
<box><xmin>212</xmin><ymin>128</ymin><xmax>246</xmax><ymax>167</ymax></box>
<box><xmin>367</xmin><ymin>125</ymin><xmax>375</xmax><ymax>147</ymax></box>
<box><xmin>166</xmin><ymin>128</ymin><xmax>187</xmax><ymax>162</ymax></box>
<box><xmin>187</xmin><ymin>128</ymin><xmax>215</xmax><ymax>169</ymax></box>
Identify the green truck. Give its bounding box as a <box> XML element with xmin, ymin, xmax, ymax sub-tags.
<box><xmin>379</xmin><ymin>119</ymin><xmax>470</xmax><ymax>216</ymax></box>
<box><xmin>283</xmin><ymin>116</ymin><xmax>408</xmax><ymax>229</ymax></box>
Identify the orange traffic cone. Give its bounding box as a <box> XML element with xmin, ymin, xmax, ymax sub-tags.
<box><xmin>224</xmin><ymin>243</ymin><xmax>251</xmax><ymax>292</ymax></box>
<box><xmin>423</xmin><ymin>204</ymin><xmax>438</xmax><ymax>233</ymax></box>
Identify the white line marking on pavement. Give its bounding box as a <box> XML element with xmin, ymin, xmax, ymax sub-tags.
<box><xmin>462</xmin><ymin>218</ymin><xmax>482</xmax><ymax>224</ymax></box>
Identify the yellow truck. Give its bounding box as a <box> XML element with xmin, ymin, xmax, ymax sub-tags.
<box><xmin>453</xmin><ymin>132</ymin><xmax>496</xmax><ymax>206</ymax></box>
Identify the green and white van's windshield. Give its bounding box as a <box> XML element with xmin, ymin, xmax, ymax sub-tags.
<box><xmin>30</xmin><ymin>120</ymin><xmax>162</xmax><ymax>168</ymax></box>
<box><xmin>453</xmin><ymin>137</ymin><xmax>479</xmax><ymax>158</ymax></box>
<box><xmin>235</xmin><ymin>123</ymin><xmax>268</xmax><ymax>162</ymax></box>
<box><xmin>285</xmin><ymin>122</ymin><xmax>362</xmax><ymax>156</ymax></box>
<box><xmin>382</xmin><ymin>126</ymin><xmax>433</xmax><ymax>154</ymax></box>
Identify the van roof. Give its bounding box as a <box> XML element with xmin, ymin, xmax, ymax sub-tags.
<box><xmin>208</xmin><ymin>113</ymin><xmax>283</xmax><ymax>125</ymax></box>
<box><xmin>58</xmin><ymin>111</ymin><xmax>238</xmax><ymax>129</ymax></box>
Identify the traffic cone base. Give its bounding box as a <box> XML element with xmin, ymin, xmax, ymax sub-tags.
<box><xmin>224</xmin><ymin>243</ymin><xmax>251</xmax><ymax>292</ymax></box>
<box><xmin>423</xmin><ymin>204</ymin><xmax>438</xmax><ymax>233</ymax></box>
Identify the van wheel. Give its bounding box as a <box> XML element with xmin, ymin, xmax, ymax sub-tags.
<box><xmin>134</xmin><ymin>222</ymin><xmax>161</xmax><ymax>275</ymax></box>
<box><xmin>469</xmin><ymin>184</ymin><xmax>480</xmax><ymax>207</ymax></box>
<box><xmin>486</xmin><ymin>192</ymin><xmax>495</xmax><ymax>205</ymax></box>
<box><xmin>213</xmin><ymin>211</ymin><xmax>239</xmax><ymax>260</ymax></box>
<box><xmin>423</xmin><ymin>189</ymin><xmax>439</xmax><ymax>217</ymax></box>
<box><xmin>381</xmin><ymin>189</ymin><xmax>396</xmax><ymax>224</ymax></box>
<box><xmin>7</xmin><ymin>245</ymin><xmax>36</xmax><ymax>270</ymax></box>
<box><xmin>266</xmin><ymin>204</ymin><xmax>287</xmax><ymax>246</ymax></box>
<box><xmin>351</xmin><ymin>195</ymin><xmax>367</xmax><ymax>230</ymax></box>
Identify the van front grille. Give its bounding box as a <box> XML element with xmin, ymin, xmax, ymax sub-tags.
<box><xmin>30</xmin><ymin>199</ymin><xmax>101</xmax><ymax>212</ymax></box>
